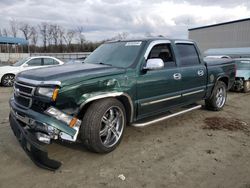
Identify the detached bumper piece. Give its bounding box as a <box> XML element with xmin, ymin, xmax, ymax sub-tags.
<box><xmin>9</xmin><ymin>113</ymin><xmax>61</xmax><ymax>171</ymax></box>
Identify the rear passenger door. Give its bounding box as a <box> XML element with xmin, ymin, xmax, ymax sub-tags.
<box><xmin>175</xmin><ymin>42</ymin><xmax>207</xmax><ymax>103</ymax></box>
<box><xmin>43</xmin><ymin>58</ymin><xmax>60</xmax><ymax>67</ymax></box>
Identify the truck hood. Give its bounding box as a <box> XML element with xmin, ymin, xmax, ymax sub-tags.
<box><xmin>17</xmin><ymin>63</ymin><xmax>126</xmax><ymax>86</ymax></box>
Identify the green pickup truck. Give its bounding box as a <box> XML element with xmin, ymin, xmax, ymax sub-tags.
<box><xmin>9</xmin><ymin>38</ymin><xmax>235</xmax><ymax>170</ymax></box>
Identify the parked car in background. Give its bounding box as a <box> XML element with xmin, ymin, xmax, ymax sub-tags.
<box><xmin>66</xmin><ymin>59</ymin><xmax>84</xmax><ymax>64</ymax></box>
<box><xmin>0</xmin><ymin>56</ymin><xmax>64</xmax><ymax>87</ymax></box>
<box><xmin>204</xmin><ymin>55</ymin><xmax>231</xmax><ymax>59</ymax></box>
<box><xmin>232</xmin><ymin>58</ymin><xmax>250</xmax><ymax>92</ymax></box>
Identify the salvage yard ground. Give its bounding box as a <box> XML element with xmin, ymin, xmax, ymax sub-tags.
<box><xmin>0</xmin><ymin>87</ymin><xmax>250</xmax><ymax>188</ymax></box>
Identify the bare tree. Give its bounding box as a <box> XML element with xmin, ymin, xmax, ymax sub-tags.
<box><xmin>30</xmin><ymin>27</ymin><xmax>38</xmax><ymax>46</ymax></box>
<box><xmin>30</xmin><ymin>26</ymin><xmax>38</xmax><ymax>52</ymax></box>
<box><xmin>19</xmin><ymin>22</ymin><xmax>32</xmax><ymax>40</ymax></box>
<box><xmin>109</xmin><ymin>32</ymin><xmax>129</xmax><ymax>41</ymax></box>
<box><xmin>76</xmin><ymin>26</ymin><xmax>85</xmax><ymax>51</ymax></box>
<box><xmin>50</xmin><ymin>24</ymin><xmax>60</xmax><ymax>46</ymax></box>
<box><xmin>58</xmin><ymin>26</ymin><xmax>65</xmax><ymax>52</ymax></box>
<box><xmin>38</xmin><ymin>22</ymin><xmax>49</xmax><ymax>51</ymax></box>
<box><xmin>2</xmin><ymin>28</ymin><xmax>8</xmax><ymax>37</ymax></box>
<box><xmin>63</xmin><ymin>30</ymin><xmax>75</xmax><ymax>46</ymax></box>
<box><xmin>9</xmin><ymin>19</ymin><xmax>19</xmax><ymax>37</ymax></box>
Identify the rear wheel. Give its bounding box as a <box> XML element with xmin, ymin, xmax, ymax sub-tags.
<box><xmin>205</xmin><ymin>81</ymin><xmax>227</xmax><ymax>111</ymax></box>
<box><xmin>80</xmin><ymin>98</ymin><xmax>126</xmax><ymax>153</ymax></box>
<box><xmin>243</xmin><ymin>81</ymin><xmax>250</xmax><ymax>93</ymax></box>
<box><xmin>1</xmin><ymin>74</ymin><xmax>15</xmax><ymax>87</ymax></box>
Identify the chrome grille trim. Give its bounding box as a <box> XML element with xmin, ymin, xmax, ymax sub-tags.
<box><xmin>14</xmin><ymin>82</ymin><xmax>36</xmax><ymax>97</ymax></box>
<box><xmin>14</xmin><ymin>81</ymin><xmax>36</xmax><ymax>109</ymax></box>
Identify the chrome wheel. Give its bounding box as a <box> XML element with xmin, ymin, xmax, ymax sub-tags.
<box><xmin>215</xmin><ymin>87</ymin><xmax>226</xmax><ymax>108</ymax></box>
<box><xmin>99</xmin><ymin>106</ymin><xmax>125</xmax><ymax>148</ymax></box>
<box><xmin>2</xmin><ymin>74</ymin><xmax>15</xmax><ymax>87</ymax></box>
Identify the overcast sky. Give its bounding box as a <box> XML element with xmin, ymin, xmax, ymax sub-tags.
<box><xmin>0</xmin><ymin>0</ymin><xmax>250</xmax><ymax>41</ymax></box>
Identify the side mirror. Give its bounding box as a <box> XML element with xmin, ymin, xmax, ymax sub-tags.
<box><xmin>143</xmin><ymin>58</ymin><xmax>164</xmax><ymax>71</ymax></box>
<box><xmin>22</xmin><ymin>64</ymin><xmax>28</xmax><ymax>67</ymax></box>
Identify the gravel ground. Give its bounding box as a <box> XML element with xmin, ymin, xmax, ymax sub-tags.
<box><xmin>0</xmin><ymin>87</ymin><xmax>250</xmax><ymax>188</ymax></box>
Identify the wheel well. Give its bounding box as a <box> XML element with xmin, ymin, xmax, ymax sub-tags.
<box><xmin>218</xmin><ymin>77</ymin><xmax>229</xmax><ymax>88</ymax></box>
<box><xmin>77</xmin><ymin>96</ymin><xmax>132</xmax><ymax>123</ymax></box>
<box><xmin>116</xmin><ymin>95</ymin><xmax>132</xmax><ymax>124</ymax></box>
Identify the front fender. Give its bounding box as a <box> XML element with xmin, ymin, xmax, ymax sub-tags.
<box><xmin>77</xmin><ymin>91</ymin><xmax>134</xmax><ymax>122</ymax></box>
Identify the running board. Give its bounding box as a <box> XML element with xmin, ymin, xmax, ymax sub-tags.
<box><xmin>132</xmin><ymin>105</ymin><xmax>202</xmax><ymax>127</ymax></box>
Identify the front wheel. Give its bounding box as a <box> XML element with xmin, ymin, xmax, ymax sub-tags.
<box><xmin>205</xmin><ymin>81</ymin><xmax>227</xmax><ymax>111</ymax></box>
<box><xmin>1</xmin><ymin>74</ymin><xmax>15</xmax><ymax>87</ymax></box>
<box><xmin>80</xmin><ymin>98</ymin><xmax>126</xmax><ymax>153</ymax></box>
<box><xmin>243</xmin><ymin>81</ymin><xmax>250</xmax><ymax>93</ymax></box>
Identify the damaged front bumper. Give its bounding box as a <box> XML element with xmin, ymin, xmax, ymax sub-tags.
<box><xmin>9</xmin><ymin>113</ymin><xmax>62</xmax><ymax>170</ymax></box>
<box><xmin>9</xmin><ymin>99</ymin><xmax>81</xmax><ymax>170</ymax></box>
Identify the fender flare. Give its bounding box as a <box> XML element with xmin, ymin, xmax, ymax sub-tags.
<box><xmin>78</xmin><ymin>92</ymin><xmax>134</xmax><ymax>122</ymax></box>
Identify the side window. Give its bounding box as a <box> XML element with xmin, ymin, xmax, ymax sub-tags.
<box><xmin>176</xmin><ymin>44</ymin><xmax>200</xmax><ymax>66</ymax></box>
<box><xmin>26</xmin><ymin>58</ymin><xmax>42</xmax><ymax>66</ymax></box>
<box><xmin>43</xmin><ymin>58</ymin><xmax>59</xmax><ymax>65</ymax></box>
<box><xmin>148</xmin><ymin>44</ymin><xmax>175</xmax><ymax>68</ymax></box>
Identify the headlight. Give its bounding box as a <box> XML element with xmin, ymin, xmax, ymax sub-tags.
<box><xmin>46</xmin><ymin>107</ymin><xmax>81</xmax><ymax>128</ymax></box>
<box><xmin>37</xmin><ymin>87</ymin><xmax>59</xmax><ymax>101</ymax></box>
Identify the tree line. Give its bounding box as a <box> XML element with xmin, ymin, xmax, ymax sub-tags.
<box><xmin>0</xmin><ymin>19</ymin><xmax>129</xmax><ymax>53</ymax></box>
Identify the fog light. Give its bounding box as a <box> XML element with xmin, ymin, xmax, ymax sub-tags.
<box><xmin>36</xmin><ymin>132</ymin><xmax>51</xmax><ymax>144</ymax></box>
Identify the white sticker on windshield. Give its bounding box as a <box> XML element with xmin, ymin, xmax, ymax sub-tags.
<box><xmin>125</xmin><ymin>41</ymin><xmax>142</xmax><ymax>46</ymax></box>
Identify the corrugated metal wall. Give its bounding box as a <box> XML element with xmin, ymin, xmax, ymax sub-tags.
<box><xmin>189</xmin><ymin>20</ymin><xmax>250</xmax><ymax>53</ymax></box>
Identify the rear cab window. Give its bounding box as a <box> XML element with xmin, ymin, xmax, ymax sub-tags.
<box><xmin>175</xmin><ymin>43</ymin><xmax>200</xmax><ymax>66</ymax></box>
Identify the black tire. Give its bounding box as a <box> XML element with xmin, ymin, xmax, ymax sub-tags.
<box><xmin>1</xmin><ymin>74</ymin><xmax>15</xmax><ymax>87</ymax></box>
<box><xmin>243</xmin><ymin>81</ymin><xmax>250</xmax><ymax>93</ymax></box>
<box><xmin>80</xmin><ymin>98</ymin><xmax>126</xmax><ymax>153</ymax></box>
<box><xmin>205</xmin><ymin>81</ymin><xmax>227</xmax><ymax>111</ymax></box>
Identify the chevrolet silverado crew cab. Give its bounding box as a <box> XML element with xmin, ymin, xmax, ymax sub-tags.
<box><xmin>9</xmin><ymin>38</ymin><xmax>235</xmax><ymax>170</ymax></box>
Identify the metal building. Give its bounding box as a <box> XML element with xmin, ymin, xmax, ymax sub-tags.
<box><xmin>188</xmin><ymin>18</ymin><xmax>250</xmax><ymax>53</ymax></box>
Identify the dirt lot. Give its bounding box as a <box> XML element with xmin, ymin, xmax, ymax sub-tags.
<box><xmin>0</xmin><ymin>88</ymin><xmax>250</xmax><ymax>188</ymax></box>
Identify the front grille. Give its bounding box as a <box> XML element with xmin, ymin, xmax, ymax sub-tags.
<box><xmin>14</xmin><ymin>82</ymin><xmax>36</xmax><ymax>108</ymax></box>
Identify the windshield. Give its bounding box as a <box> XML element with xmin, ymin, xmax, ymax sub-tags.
<box><xmin>84</xmin><ymin>41</ymin><xmax>144</xmax><ymax>68</ymax></box>
<box><xmin>236</xmin><ymin>60</ymin><xmax>250</xmax><ymax>70</ymax></box>
<box><xmin>12</xmin><ymin>57</ymin><xmax>31</xmax><ymax>67</ymax></box>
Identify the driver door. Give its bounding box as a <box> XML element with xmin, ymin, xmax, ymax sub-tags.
<box><xmin>136</xmin><ymin>42</ymin><xmax>183</xmax><ymax>119</ymax></box>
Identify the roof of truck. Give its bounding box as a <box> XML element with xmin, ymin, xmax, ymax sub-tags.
<box><xmin>107</xmin><ymin>37</ymin><xmax>195</xmax><ymax>43</ymax></box>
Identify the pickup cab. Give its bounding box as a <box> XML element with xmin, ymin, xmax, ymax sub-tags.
<box><xmin>9</xmin><ymin>38</ymin><xmax>235</xmax><ymax>170</ymax></box>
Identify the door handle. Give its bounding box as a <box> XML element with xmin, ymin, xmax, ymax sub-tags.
<box><xmin>197</xmin><ymin>69</ymin><xmax>204</xmax><ymax>76</ymax></box>
<box><xmin>173</xmin><ymin>73</ymin><xmax>182</xmax><ymax>80</ymax></box>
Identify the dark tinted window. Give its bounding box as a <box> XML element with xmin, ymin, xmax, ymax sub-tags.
<box><xmin>176</xmin><ymin>44</ymin><xmax>200</xmax><ymax>66</ymax></box>
<box><xmin>26</xmin><ymin>58</ymin><xmax>42</xmax><ymax>66</ymax></box>
<box><xmin>148</xmin><ymin>44</ymin><xmax>175</xmax><ymax>67</ymax></box>
<box><xmin>43</xmin><ymin>58</ymin><xmax>59</xmax><ymax>65</ymax></box>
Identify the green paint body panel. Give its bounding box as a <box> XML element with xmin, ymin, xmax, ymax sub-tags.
<box><xmin>12</xmin><ymin>38</ymin><xmax>236</xmax><ymax>135</ymax></box>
